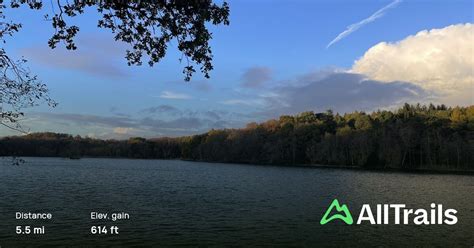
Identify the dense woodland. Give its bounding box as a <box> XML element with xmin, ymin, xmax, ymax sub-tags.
<box><xmin>1</xmin><ymin>104</ymin><xmax>473</xmax><ymax>171</ymax></box>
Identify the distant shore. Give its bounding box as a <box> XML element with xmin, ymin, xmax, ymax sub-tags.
<box><xmin>1</xmin><ymin>104</ymin><xmax>473</xmax><ymax>173</ymax></box>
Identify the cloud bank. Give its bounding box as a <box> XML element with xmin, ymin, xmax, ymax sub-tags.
<box><xmin>261</xmin><ymin>72</ymin><xmax>426</xmax><ymax>117</ymax></box>
<box><xmin>26</xmin><ymin>111</ymin><xmax>232</xmax><ymax>138</ymax></box>
<box><xmin>18</xmin><ymin>105</ymin><xmax>253</xmax><ymax>139</ymax></box>
<box><xmin>352</xmin><ymin>23</ymin><xmax>474</xmax><ymax>105</ymax></box>
<box><xmin>261</xmin><ymin>23</ymin><xmax>472</xmax><ymax>117</ymax></box>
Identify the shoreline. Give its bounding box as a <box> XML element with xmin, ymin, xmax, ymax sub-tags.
<box><xmin>2</xmin><ymin>155</ymin><xmax>473</xmax><ymax>176</ymax></box>
<box><xmin>182</xmin><ymin>158</ymin><xmax>474</xmax><ymax>175</ymax></box>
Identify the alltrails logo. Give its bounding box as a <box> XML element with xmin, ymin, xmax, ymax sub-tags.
<box><xmin>320</xmin><ymin>199</ymin><xmax>353</xmax><ymax>225</ymax></box>
<box><xmin>320</xmin><ymin>199</ymin><xmax>458</xmax><ymax>225</ymax></box>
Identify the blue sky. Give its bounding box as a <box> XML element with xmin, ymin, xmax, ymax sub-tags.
<box><xmin>2</xmin><ymin>0</ymin><xmax>473</xmax><ymax>138</ymax></box>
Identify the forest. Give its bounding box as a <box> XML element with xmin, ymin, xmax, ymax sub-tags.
<box><xmin>0</xmin><ymin>104</ymin><xmax>473</xmax><ymax>171</ymax></box>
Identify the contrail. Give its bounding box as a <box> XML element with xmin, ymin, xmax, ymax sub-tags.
<box><xmin>327</xmin><ymin>0</ymin><xmax>402</xmax><ymax>48</ymax></box>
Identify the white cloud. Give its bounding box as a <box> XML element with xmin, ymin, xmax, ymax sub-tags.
<box><xmin>327</xmin><ymin>0</ymin><xmax>402</xmax><ymax>48</ymax></box>
<box><xmin>113</xmin><ymin>127</ymin><xmax>134</xmax><ymax>135</ymax></box>
<box><xmin>352</xmin><ymin>23</ymin><xmax>474</xmax><ymax>105</ymax></box>
<box><xmin>158</xmin><ymin>91</ymin><xmax>192</xmax><ymax>100</ymax></box>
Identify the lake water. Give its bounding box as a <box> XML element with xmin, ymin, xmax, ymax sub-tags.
<box><xmin>0</xmin><ymin>157</ymin><xmax>472</xmax><ymax>247</ymax></box>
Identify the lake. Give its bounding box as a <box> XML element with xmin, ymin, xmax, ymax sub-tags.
<box><xmin>0</xmin><ymin>157</ymin><xmax>472</xmax><ymax>247</ymax></box>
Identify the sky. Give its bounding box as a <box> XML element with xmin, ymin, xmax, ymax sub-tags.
<box><xmin>2</xmin><ymin>0</ymin><xmax>473</xmax><ymax>139</ymax></box>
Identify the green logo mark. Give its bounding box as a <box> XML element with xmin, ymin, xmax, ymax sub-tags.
<box><xmin>320</xmin><ymin>199</ymin><xmax>353</xmax><ymax>225</ymax></box>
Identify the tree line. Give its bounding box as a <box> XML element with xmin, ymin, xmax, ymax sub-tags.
<box><xmin>1</xmin><ymin>104</ymin><xmax>472</xmax><ymax>171</ymax></box>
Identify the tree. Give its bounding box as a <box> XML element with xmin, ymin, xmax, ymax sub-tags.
<box><xmin>1</xmin><ymin>0</ymin><xmax>230</xmax><ymax>130</ymax></box>
<box><xmin>0</xmin><ymin>4</ymin><xmax>56</xmax><ymax>132</ymax></box>
<box><xmin>10</xmin><ymin>0</ymin><xmax>230</xmax><ymax>80</ymax></box>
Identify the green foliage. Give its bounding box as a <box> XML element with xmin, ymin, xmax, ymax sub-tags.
<box><xmin>1</xmin><ymin>104</ymin><xmax>473</xmax><ymax>171</ymax></box>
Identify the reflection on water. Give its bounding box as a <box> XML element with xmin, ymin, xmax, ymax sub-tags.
<box><xmin>0</xmin><ymin>157</ymin><xmax>472</xmax><ymax>247</ymax></box>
